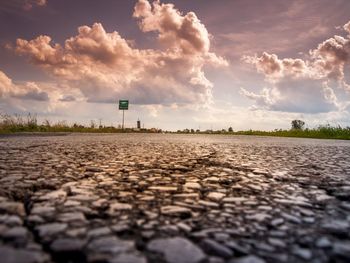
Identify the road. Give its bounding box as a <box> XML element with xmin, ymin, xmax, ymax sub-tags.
<box><xmin>0</xmin><ymin>133</ymin><xmax>349</xmax><ymax>263</ymax></box>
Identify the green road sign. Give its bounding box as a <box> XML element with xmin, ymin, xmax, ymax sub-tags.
<box><xmin>119</xmin><ymin>100</ymin><xmax>129</xmax><ymax>110</ymax></box>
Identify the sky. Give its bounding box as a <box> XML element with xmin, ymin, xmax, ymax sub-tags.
<box><xmin>1</xmin><ymin>0</ymin><xmax>350</xmax><ymax>131</ymax></box>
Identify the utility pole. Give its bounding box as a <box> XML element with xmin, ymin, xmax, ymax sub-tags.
<box><xmin>122</xmin><ymin>110</ymin><xmax>125</xmax><ymax>130</ymax></box>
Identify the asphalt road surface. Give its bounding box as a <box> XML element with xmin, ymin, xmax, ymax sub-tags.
<box><xmin>0</xmin><ymin>133</ymin><xmax>349</xmax><ymax>263</ymax></box>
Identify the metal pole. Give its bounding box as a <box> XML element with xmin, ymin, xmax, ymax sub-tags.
<box><xmin>122</xmin><ymin>110</ymin><xmax>125</xmax><ymax>130</ymax></box>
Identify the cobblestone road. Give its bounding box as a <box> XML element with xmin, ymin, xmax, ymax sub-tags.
<box><xmin>0</xmin><ymin>134</ymin><xmax>350</xmax><ymax>263</ymax></box>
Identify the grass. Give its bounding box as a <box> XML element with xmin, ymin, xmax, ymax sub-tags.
<box><xmin>0</xmin><ymin>113</ymin><xmax>159</xmax><ymax>134</ymax></box>
<box><xmin>229</xmin><ymin>126</ymin><xmax>350</xmax><ymax>140</ymax></box>
<box><xmin>1</xmin><ymin>113</ymin><xmax>350</xmax><ymax>140</ymax></box>
<box><xmin>175</xmin><ymin>126</ymin><xmax>350</xmax><ymax>140</ymax></box>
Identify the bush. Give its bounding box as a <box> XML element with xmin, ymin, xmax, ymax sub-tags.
<box><xmin>291</xmin><ymin>120</ymin><xmax>305</xmax><ymax>130</ymax></box>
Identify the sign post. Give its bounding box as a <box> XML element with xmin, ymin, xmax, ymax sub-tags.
<box><xmin>118</xmin><ymin>100</ymin><xmax>129</xmax><ymax>130</ymax></box>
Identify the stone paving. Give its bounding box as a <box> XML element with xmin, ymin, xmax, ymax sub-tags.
<box><xmin>0</xmin><ymin>133</ymin><xmax>350</xmax><ymax>263</ymax></box>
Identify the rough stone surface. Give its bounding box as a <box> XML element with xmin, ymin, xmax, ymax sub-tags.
<box><xmin>147</xmin><ymin>237</ymin><xmax>205</xmax><ymax>263</ymax></box>
<box><xmin>0</xmin><ymin>133</ymin><xmax>350</xmax><ymax>263</ymax></box>
<box><xmin>36</xmin><ymin>223</ymin><xmax>67</xmax><ymax>237</ymax></box>
<box><xmin>207</xmin><ymin>192</ymin><xmax>225</xmax><ymax>201</ymax></box>
<box><xmin>332</xmin><ymin>241</ymin><xmax>350</xmax><ymax>258</ymax></box>
<box><xmin>110</xmin><ymin>253</ymin><xmax>147</xmax><ymax>263</ymax></box>
<box><xmin>0</xmin><ymin>246</ymin><xmax>49</xmax><ymax>263</ymax></box>
<box><xmin>87</xmin><ymin>236</ymin><xmax>134</xmax><ymax>254</ymax></box>
<box><xmin>229</xmin><ymin>255</ymin><xmax>266</xmax><ymax>263</ymax></box>
<box><xmin>160</xmin><ymin>205</ymin><xmax>192</xmax><ymax>216</ymax></box>
<box><xmin>50</xmin><ymin>238</ymin><xmax>86</xmax><ymax>252</ymax></box>
<box><xmin>202</xmin><ymin>238</ymin><xmax>233</xmax><ymax>258</ymax></box>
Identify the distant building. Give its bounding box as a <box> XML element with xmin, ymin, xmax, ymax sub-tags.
<box><xmin>137</xmin><ymin>119</ymin><xmax>141</xmax><ymax>129</ymax></box>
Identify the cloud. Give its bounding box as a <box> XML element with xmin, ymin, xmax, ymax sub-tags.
<box><xmin>344</xmin><ymin>21</ymin><xmax>350</xmax><ymax>35</ymax></box>
<box><xmin>239</xmin><ymin>87</ymin><xmax>276</xmax><ymax>109</ymax></box>
<box><xmin>243</xmin><ymin>22</ymin><xmax>350</xmax><ymax>88</ymax></box>
<box><xmin>36</xmin><ymin>0</ymin><xmax>46</xmax><ymax>6</ymax></box>
<box><xmin>0</xmin><ymin>0</ymin><xmax>47</xmax><ymax>14</ymax></box>
<box><xmin>0</xmin><ymin>71</ymin><xmax>12</xmax><ymax>97</ymax></box>
<box><xmin>59</xmin><ymin>95</ymin><xmax>76</xmax><ymax>102</ymax></box>
<box><xmin>23</xmin><ymin>0</ymin><xmax>47</xmax><ymax>11</ymax></box>
<box><xmin>13</xmin><ymin>0</ymin><xmax>227</xmax><ymax>106</ymax></box>
<box><xmin>133</xmin><ymin>0</ymin><xmax>210</xmax><ymax>55</ymax></box>
<box><xmin>310</xmin><ymin>36</ymin><xmax>350</xmax><ymax>89</ymax></box>
<box><xmin>241</xmin><ymin>78</ymin><xmax>339</xmax><ymax>113</ymax></box>
<box><xmin>218</xmin><ymin>23</ymin><xmax>329</xmax><ymax>58</ymax></box>
<box><xmin>242</xmin><ymin>52</ymin><xmax>309</xmax><ymax>82</ymax></box>
<box><xmin>0</xmin><ymin>69</ymin><xmax>87</xmax><ymax>116</ymax></box>
<box><xmin>11</xmin><ymin>82</ymin><xmax>49</xmax><ymax>101</ymax></box>
<box><xmin>241</xmin><ymin>20</ymin><xmax>350</xmax><ymax>113</ymax></box>
<box><xmin>214</xmin><ymin>0</ymin><xmax>338</xmax><ymax>61</ymax></box>
<box><xmin>0</xmin><ymin>70</ymin><xmax>50</xmax><ymax>102</ymax></box>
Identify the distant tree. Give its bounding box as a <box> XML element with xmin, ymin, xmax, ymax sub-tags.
<box><xmin>190</xmin><ymin>129</ymin><xmax>195</xmax><ymax>133</ymax></box>
<box><xmin>291</xmin><ymin>120</ymin><xmax>305</xmax><ymax>130</ymax></box>
<box><xmin>228</xmin><ymin>127</ymin><xmax>233</xmax><ymax>132</ymax></box>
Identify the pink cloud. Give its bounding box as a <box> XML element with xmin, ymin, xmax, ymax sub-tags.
<box><xmin>23</xmin><ymin>0</ymin><xmax>47</xmax><ymax>11</ymax></box>
<box><xmin>344</xmin><ymin>21</ymin><xmax>350</xmax><ymax>35</ymax></box>
<box><xmin>0</xmin><ymin>70</ymin><xmax>49</xmax><ymax>101</ymax></box>
<box><xmin>310</xmin><ymin>35</ymin><xmax>350</xmax><ymax>87</ymax></box>
<box><xmin>13</xmin><ymin>0</ymin><xmax>227</xmax><ymax>105</ymax></box>
<box><xmin>241</xmin><ymin>20</ymin><xmax>350</xmax><ymax>113</ymax></box>
<box><xmin>134</xmin><ymin>0</ymin><xmax>210</xmax><ymax>54</ymax></box>
<box><xmin>244</xmin><ymin>21</ymin><xmax>350</xmax><ymax>87</ymax></box>
<box><xmin>242</xmin><ymin>52</ymin><xmax>308</xmax><ymax>82</ymax></box>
